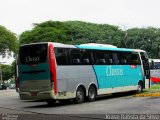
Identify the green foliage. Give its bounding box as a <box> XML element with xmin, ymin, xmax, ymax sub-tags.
<box><xmin>0</xmin><ymin>25</ymin><xmax>18</xmax><ymax>57</ymax></box>
<box><xmin>122</xmin><ymin>27</ymin><xmax>160</xmax><ymax>58</ymax></box>
<box><xmin>19</xmin><ymin>20</ymin><xmax>160</xmax><ymax>58</ymax></box>
<box><xmin>19</xmin><ymin>20</ymin><xmax>123</xmax><ymax>46</ymax></box>
<box><xmin>65</xmin><ymin>21</ymin><xmax>123</xmax><ymax>45</ymax></box>
<box><xmin>19</xmin><ymin>21</ymin><xmax>71</xmax><ymax>44</ymax></box>
<box><xmin>1</xmin><ymin>64</ymin><xmax>13</xmax><ymax>81</ymax></box>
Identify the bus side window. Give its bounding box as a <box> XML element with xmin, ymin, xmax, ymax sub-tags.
<box><xmin>70</xmin><ymin>49</ymin><xmax>81</xmax><ymax>65</ymax></box>
<box><xmin>119</xmin><ymin>52</ymin><xmax>129</xmax><ymax>65</ymax></box>
<box><xmin>55</xmin><ymin>48</ymin><xmax>69</xmax><ymax>65</ymax></box>
<box><xmin>108</xmin><ymin>58</ymin><xmax>113</xmax><ymax>64</ymax></box>
<box><xmin>81</xmin><ymin>50</ymin><xmax>92</xmax><ymax>65</ymax></box>
<box><xmin>110</xmin><ymin>52</ymin><xmax>119</xmax><ymax>65</ymax></box>
<box><xmin>93</xmin><ymin>50</ymin><xmax>106</xmax><ymax>65</ymax></box>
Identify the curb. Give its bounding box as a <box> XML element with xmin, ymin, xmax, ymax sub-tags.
<box><xmin>134</xmin><ymin>93</ymin><xmax>160</xmax><ymax>97</ymax></box>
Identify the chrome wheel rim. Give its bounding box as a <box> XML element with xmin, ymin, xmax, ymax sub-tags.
<box><xmin>77</xmin><ymin>91</ymin><xmax>83</xmax><ymax>102</ymax></box>
<box><xmin>89</xmin><ymin>89</ymin><xmax>95</xmax><ymax>99</ymax></box>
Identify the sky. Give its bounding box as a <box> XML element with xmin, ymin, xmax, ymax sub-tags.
<box><xmin>1</xmin><ymin>0</ymin><xmax>160</xmax><ymax>64</ymax></box>
<box><xmin>1</xmin><ymin>0</ymin><xmax>160</xmax><ymax>35</ymax></box>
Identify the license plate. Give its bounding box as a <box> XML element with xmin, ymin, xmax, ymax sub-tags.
<box><xmin>31</xmin><ymin>92</ymin><xmax>38</xmax><ymax>96</ymax></box>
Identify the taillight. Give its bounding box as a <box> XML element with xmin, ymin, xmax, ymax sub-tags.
<box><xmin>16</xmin><ymin>77</ymin><xmax>19</xmax><ymax>88</ymax></box>
<box><xmin>50</xmin><ymin>72</ymin><xmax>54</xmax><ymax>88</ymax></box>
<box><xmin>49</xmin><ymin>44</ymin><xmax>57</xmax><ymax>94</ymax></box>
<box><xmin>15</xmin><ymin>76</ymin><xmax>19</xmax><ymax>93</ymax></box>
<box><xmin>15</xmin><ymin>63</ymin><xmax>19</xmax><ymax>89</ymax></box>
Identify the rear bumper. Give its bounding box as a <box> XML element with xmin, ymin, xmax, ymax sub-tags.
<box><xmin>19</xmin><ymin>90</ymin><xmax>56</xmax><ymax>100</ymax></box>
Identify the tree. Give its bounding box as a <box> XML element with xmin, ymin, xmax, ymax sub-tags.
<box><xmin>19</xmin><ymin>20</ymin><xmax>123</xmax><ymax>46</ymax></box>
<box><xmin>121</xmin><ymin>27</ymin><xmax>160</xmax><ymax>58</ymax></box>
<box><xmin>18</xmin><ymin>20</ymin><xmax>160</xmax><ymax>58</ymax></box>
<box><xmin>1</xmin><ymin>64</ymin><xmax>13</xmax><ymax>81</ymax></box>
<box><xmin>0</xmin><ymin>25</ymin><xmax>18</xmax><ymax>57</ymax></box>
<box><xmin>19</xmin><ymin>21</ymin><xmax>71</xmax><ymax>45</ymax></box>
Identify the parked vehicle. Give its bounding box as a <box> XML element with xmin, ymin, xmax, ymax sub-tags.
<box><xmin>9</xmin><ymin>84</ymin><xmax>16</xmax><ymax>89</ymax></box>
<box><xmin>0</xmin><ymin>83</ymin><xmax>7</xmax><ymax>90</ymax></box>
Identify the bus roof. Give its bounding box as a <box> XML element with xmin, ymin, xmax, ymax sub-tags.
<box><xmin>76</xmin><ymin>43</ymin><xmax>133</xmax><ymax>52</ymax></box>
<box><xmin>79</xmin><ymin>43</ymin><xmax>117</xmax><ymax>48</ymax></box>
<box><xmin>20</xmin><ymin>42</ymin><xmax>146</xmax><ymax>52</ymax></box>
<box><xmin>20</xmin><ymin>42</ymin><xmax>76</xmax><ymax>48</ymax></box>
<box><xmin>133</xmin><ymin>49</ymin><xmax>146</xmax><ymax>53</ymax></box>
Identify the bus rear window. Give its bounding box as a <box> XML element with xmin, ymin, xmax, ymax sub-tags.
<box><xmin>19</xmin><ymin>44</ymin><xmax>48</xmax><ymax>64</ymax></box>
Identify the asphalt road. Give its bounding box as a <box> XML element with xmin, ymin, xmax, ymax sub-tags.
<box><xmin>0</xmin><ymin>89</ymin><xmax>160</xmax><ymax>120</ymax></box>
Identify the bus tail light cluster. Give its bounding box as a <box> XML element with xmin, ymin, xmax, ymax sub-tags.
<box><xmin>130</xmin><ymin>65</ymin><xmax>137</xmax><ymax>68</ymax></box>
<box><xmin>15</xmin><ymin>63</ymin><xmax>19</xmax><ymax>92</ymax></box>
<box><xmin>49</xmin><ymin>44</ymin><xmax>57</xmax><ymax>94</ymax></box>
<box><xmin>15</xmin><ymin>77</ymin><xmax>20</xmax><ymax>92</ymax></box>
<box><xmin>50</xmin><ymin>72</ymin><xmax>54</xmax><ymax>88</ymax></box>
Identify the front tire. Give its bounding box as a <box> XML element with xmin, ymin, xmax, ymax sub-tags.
<box><xmin>136</xmin><ymin>82</ymin><xmax>143</xmax><ymax>93</ymax></box>
<box><xmin>75</xmin><ymin>87</ymin><xmax>85</xmax><ymax>104</ymax></box>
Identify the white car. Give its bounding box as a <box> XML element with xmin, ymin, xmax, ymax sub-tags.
<box><xmin>9</xmin><ymin>84</ymin><xmax>15</xmax><ymax>89</ymax></box>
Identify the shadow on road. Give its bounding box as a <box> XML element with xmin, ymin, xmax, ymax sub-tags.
<box><xmin>23</xmin><ymin>91</ymin><xmax>136</xmax><ymax>109</ymax></box>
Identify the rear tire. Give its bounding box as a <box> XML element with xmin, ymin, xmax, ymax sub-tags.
<box><xmin>87</xmin><ymin>86</ymin><xmax>96</xmax><ymax>102</ymax></box>
<box><xmin>75</xmin><ymin>87</ymin><xmax>85</xmax><ymax>104</ymax></box>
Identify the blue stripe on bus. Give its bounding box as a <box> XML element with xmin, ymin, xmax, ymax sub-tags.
<box><xmin>92</xmin><ymin>65</ymin><xmax>100</xmax><ymax>89</ymax></box>
<box><xmin>93</xmin><ymin>65</ymin><xmax>143</xmax><ymax>89</ymax></box>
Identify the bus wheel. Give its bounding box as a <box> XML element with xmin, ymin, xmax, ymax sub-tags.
<box><xmin>46</xmin><ymin>99</ymin><xmax>56</xmax><ymax>105</ymax></box>
<box><xmin>136</xmin><ymin>82</ymin><xmax>143</xmax><ymax>93</ymax></box>
<box><xmin>75</xmin><ymin>87</ymin><xmax>85</xmax><ymax>104</ymax></box>
<box><xmin>88</xmin><ymin>86</ymin><xmax>96</xmax><ymax>102</ymax></box>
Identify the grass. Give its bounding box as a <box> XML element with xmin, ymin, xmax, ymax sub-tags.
<box><xmin>134</xmin><ymin>84</ymin><xmax>160</xmax><ymax>97</ymax></box>
<box><xmin>150</xmin><ymin>84</ymin><xmax>160</xmax><ymax>89</ymax></box>
<box><xmin>144</xmin><ymin>84</ymin><xmax>160</xmax><ymax>93</ymax></box>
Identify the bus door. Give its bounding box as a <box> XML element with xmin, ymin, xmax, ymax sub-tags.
<box><xmin>140</xmin><ymin>52</ymin><xmax>150</xmax><ymax>87</ymax></box>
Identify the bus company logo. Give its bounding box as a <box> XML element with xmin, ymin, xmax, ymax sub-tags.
<box><xmin>25</xmin><ymin>56</ymin><xmax>40</xmax><ymax>62</ymax></box>
<box><xmin>106</xmin><ymin>66</ymin><xmax>123</xmax><ymax>76</ymax></box>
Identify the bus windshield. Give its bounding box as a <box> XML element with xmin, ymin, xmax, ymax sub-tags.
<box><xmin>19</xmin><ymin>43</ymin><xmax>48</xmax><ymax>64</ymax></box>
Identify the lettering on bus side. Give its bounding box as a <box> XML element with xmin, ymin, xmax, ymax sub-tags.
<box><xmin>106</xmin><ymin>66</ymin><xmax>124</xmax><ymax>76</ymax></box>
<box><xmin>25</xmin><ymin>56</ymin><xmax>40</xmax><ymax>62</ymax></box>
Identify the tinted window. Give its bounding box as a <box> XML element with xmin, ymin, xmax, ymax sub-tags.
<box><xmin>81</xmin><ymin>50</ymin><xmax>92</xmax><ymax>65</ymax></box>
<box><xmin>119</xmin><ymin>52</ymin><xmax>130</xmax><ymax>65</ymax></box>
<box><xmin>70</xmin><ymin>49</ymin><xmax>81</xmax><ymax>65</ymax></box>
<box><xmin>106</xmin><ymin>51</ymin><xmax>119</xmax><ymax>65</ymax></box>
<box><xmin>19</xmin><ymin>44</ymin><xmax>48</xmax><ymax>64</ymax></box>
<box><xmin>111</xmin><ymin>52</ymin><xmax>119</xmax><ymax>64</ymax></box>
<box><xmin>93</xmin><ymin>50</ymin><xmax>120</xmax><ymax>65</ymax></box>
<box><xmin>130</xmin><ymin>52</ymin><xmax>141</xmax><ymax>65</ymax></box>
<box><xmin>154</xmin><ymin>62</ymin><xmax>160</xmax><ymax>69</ymax></box>
<box><xmin>93</xmin><ymin>50</ymin><xmax>106</xmax><ymax>65</ymax></box>
<box><xmin>55</xmin><ymin>48</ymin><xmax>69</xmax><ymax>65</ymax></box>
